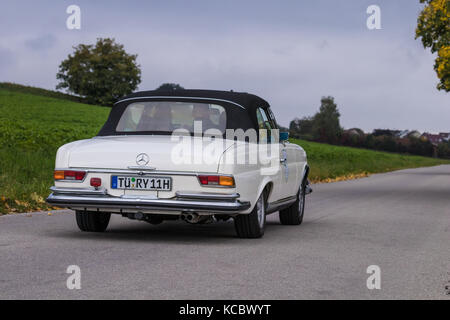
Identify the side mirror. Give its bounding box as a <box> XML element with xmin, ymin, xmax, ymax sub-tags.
<box><xmin>279</xmin><ymin>132</ymin><xmax>289</xmax><ymax>142</ymax></box>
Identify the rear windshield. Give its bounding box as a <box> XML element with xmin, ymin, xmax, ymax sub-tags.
<box><xmin>116</xmin><ymin>101</ymin><xmax>227</xmax><ymax>133</ymax></box>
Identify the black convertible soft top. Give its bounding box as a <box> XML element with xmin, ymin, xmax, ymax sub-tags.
<box><xmin>116</xmin><ymin>89</ymin><xmax>270</xmax><ymax>109</ymax></box>
<box><xmin>97</xmin><ymin>89</ymin><xmax>275</xmax><ymax>136</ymax></box>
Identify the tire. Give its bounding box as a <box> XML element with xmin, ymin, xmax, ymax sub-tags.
<box><xmin>234</xmin><ymin>192</ymin><xmax>266</xmax><ymax>238</ymax></box>
<box><xmin>279</xmin><ymin>181</ymin><xmax>306</xmax><ymax>225</ymax></box>
<box><xmin>75</xmin><ymin>210</ymin><xmax>111</xmax><ymax>232</ymax></box>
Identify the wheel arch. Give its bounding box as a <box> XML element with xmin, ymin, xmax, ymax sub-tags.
<box><xmin>302</xmin><ymin>164</ymin><xmax>310</xmax><ymax>185</ymax></box>
<box><xmin>249</xmin><ymin>177</ymin><xmax>274</xmax><ymax>212</ymax></box>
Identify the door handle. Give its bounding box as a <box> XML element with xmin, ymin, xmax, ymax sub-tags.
<box><xmin>280</xmin><ymin>158</ymin><xmax>287</xmax><ymax>163</ymax></box>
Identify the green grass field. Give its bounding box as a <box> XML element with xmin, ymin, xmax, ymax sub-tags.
<box><xmin>0</xmin><ymin>85</ymin><xmax>110</xmax><ymax>213</ymax></box>
<box><xmin>291</xmin><ymin>139</ymin><xmax>449</xmax><ymax>182</ymax></box>
<box><xmin>1</xmin><ymin>84</ymin><xmax>449</xmax><ymax>214</ymax></box>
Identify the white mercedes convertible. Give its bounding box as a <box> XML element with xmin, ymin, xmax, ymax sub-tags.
<box><xmin>47</xmin><ymin>90</ymin><xmax>311</xmax><ymax>238</ymax></box>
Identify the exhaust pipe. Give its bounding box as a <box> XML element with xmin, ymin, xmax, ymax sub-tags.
<box><xmin>181</xmin><ymin>212</ymin><xmax>201</xmax><ymax>224</ymax></box>
<box><xmin>180</xmin><ymin>212</ymin><xmax>214</xmax><ymax>224</ymax></box>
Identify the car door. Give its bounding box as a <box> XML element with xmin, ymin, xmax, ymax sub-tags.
<box><xmin>281</xmin><ymin>142</ymin><xmax>301</xmax><ymax>196</ymax></box>
<box><xmin>256</xmin><ymin>107</ymin><xmax>287</xmax><ymax>202</ymax></box>
<box><xmin>265</xmin><ymin>107</ymin><xmax>299</xmax><ymax>198</ymax></box>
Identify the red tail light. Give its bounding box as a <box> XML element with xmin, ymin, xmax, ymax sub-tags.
<box><xmin>54</xmin><ymin>170</ymin><xmax>86</xmax><ymax>181</ymax></box>
<box><xmin>90</xmin><ymin>177</ymin><xmax>102</xmax><ymax>188</ymax></box>
<box><xmin>198</xmin><ymin>175</ymin><xmax>234</xmax><ymax>187</ymax></box>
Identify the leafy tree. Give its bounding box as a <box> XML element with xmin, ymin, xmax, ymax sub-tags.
<box><xmin>298</xmin><ymin>117</ymin><xmax>314</xmax><ymax>137</ymax></box>
<box><xmin>312</xmin><ymin>96</ymin><xmax>342</xmax><ymax>144</ymax></box>
<box><xmin>289</xmin><ymin>117</ymin><xmax>314</xmax><ymax>139</ymax></box>
<box><xmin>437</xmin><ymin>141</ymin><xmax>450</xmax><ymax>158</ymax></box>
<box><xmin>56</xmin><ymin>38</ymin><xmax>141</xmax><ymax>106</ymax></box>
<box><xmin>157</xmin><ymin>83</ymin><xmax>185</xmax><ymax>91</ymax></box>
<box><xmin>372</xmin><ymin>129</ymin><xmax>398</xmax><ymax>137</ymax></box>
<box><xmin>364</xmin><ymin>134</ymin><xmax>375</xmax><ymax>149</ymax></box>
<box><xmin>289</xmin><ymin>118</ymin><xmax>301</xmax><ymax>138</ymax></box>
<box><xmin>408</xmin><ymin>137</ymin><xmax>434</xmax><ymax>156</ymax></box>
<box><xmin>416</xmin><ymin>0</ymin><xmax>450</xmax><ymax>91</ymax></box>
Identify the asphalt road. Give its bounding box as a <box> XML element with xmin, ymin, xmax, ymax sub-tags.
<box><xmin>1</xmin><ymin>165</ymin><xmax>450</xmax><ymax>299</ymax></box>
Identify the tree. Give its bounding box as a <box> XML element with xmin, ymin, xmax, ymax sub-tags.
<box><xmin>415</xmin><ymin>0</ymin><xmax>450</xmax><ymax>92</ymax></box>
<box><xmin>56</xmin><ymin>38</ymin><xmax>141</xmax><ymax>106</ymax></box>
<box><xmin>289</xmin><ymin>117</ymin><xmax>314</xmax><ymax>139</ymax></box>
<box><xmin>157</xmin><ymin>83</ymin><xmax>184</xmax><ymax>91</ymax></box>
<box><xmin>312</xmin><ymin>96</ymin><xmax>342</xmax><ymax>144</ymax></box>
<box><xmin>437</xmin><ymin>141</ymin><xmax>450</xmax><ymax>158</ymax></box>
<box><xmin>289</xmin><ymin>118</ymin><xmax>301</xmax><ymax>138</ymax></box>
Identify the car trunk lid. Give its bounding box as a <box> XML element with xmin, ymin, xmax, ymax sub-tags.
<box><xmin>68</xmin><ymin>135</ymin><xmax>232</xmax><ymax>173</ymax></box>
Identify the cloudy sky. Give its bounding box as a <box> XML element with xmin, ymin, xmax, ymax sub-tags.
<box><xmin>0</xmin><ymin>0</ymin><xmax>448</xmax><ymax>132</ymax></box>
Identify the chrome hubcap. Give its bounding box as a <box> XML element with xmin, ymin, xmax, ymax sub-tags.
<box><xmin>256</xmin><ymin>194</ymin><xmax>265</xmax><ymax>229</ymax></box>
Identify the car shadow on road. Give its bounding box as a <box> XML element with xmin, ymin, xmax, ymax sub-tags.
<box><xmin>49</xmin><ymin>220</ymin><xmax>241</xmax><ymax>244</ymax></box>
<box><xmin>47</xmin><ymin>216</ymin><xmax>292</xmax><ymax>244</ymax></box>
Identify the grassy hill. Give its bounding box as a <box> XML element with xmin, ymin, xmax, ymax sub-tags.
<box><xmin>0</xmin><ymin>84</ymin><xmax>110</xmax><ymax>213</ymax></box>
<box><xmin>0</xmin><ymin>83</ymin><xmax>449</xmax><ymax>214</ymax></box>
<box><xmin>0</xmin><ymin>82</ymin><xmax>88</xmax><ymax>104</ymax></box>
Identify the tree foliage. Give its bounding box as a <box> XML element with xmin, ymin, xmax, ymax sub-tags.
<box><xmin>56</xmin><ymin>38</ymin><xmax>141</xmax><ymax>106</ymax></box>
<box><xmin>416</xmin><ymin>0</ymin><xmax>450</xmax><ymax>91</ymax></box>
<box><xmin>312</xmin><ymin>96</ymin><xmax>342</xmax><ymax>144</ymax></box>
<box><xmin>289</xmin><ymin>117</ymin><xmax>314</xmax><ymax>140</ymax></box>
<box><xmin>156</xmin><ymin>83</ymin><xmax>185</xmax><ymax>91</ymax></box>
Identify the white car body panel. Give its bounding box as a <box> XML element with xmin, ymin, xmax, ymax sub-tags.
<box><xmin>52</xmin><ymin>135</ymin><xmax>308</xmax><ymax>215</ymax></box>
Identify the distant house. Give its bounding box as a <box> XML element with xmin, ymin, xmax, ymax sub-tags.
<box><xmin>421</xmin><ymin>132</ymin><xmax>444</xmax><ymax>146</ymax></box>
<box><xmin>407</xmin><ymin>130</ymin><xmax>422</xmax><ymax>139</ymax></box>
<box><xmin>439</xmin><ymin>132</ymin><xmax>450</xmax><ymax>142</ymax></box>
<box><xmin>373</xmin><ymin>129</ymin><xmax>422</xmax><ymax>139</ymax></box>
<box><xmin>396</xmin><ymin>130</ymin><xmax>410</xmax><ymax>139</ymax></box>
<box><xmin>345</xmin><ymin>128</ymin><xmax>365</xmax><ymax>136</ymax></box>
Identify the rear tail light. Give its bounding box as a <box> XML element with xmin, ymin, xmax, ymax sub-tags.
<box><xmin>54</xmin><ymin>170</ymin><xmax>86</xmax><ymax>181</ymax></box>
<box><xmin>219</xmin><ymin>176</ymin><xmax>235</xmax><ymax>186</ymax></box>
<box><xmin>90</xmin><ymin>177</ymin><xmax>102</xmax><ymax>188</ymax></box>
<box><xmin>53</xmin><ymin>170</ymin><xmax>65</xmax><ymax>180</ymax></box>
<box><xmin>198</xmin><ymin>175</ymin><xmax>235</xmax><ymax>187</ymax></box>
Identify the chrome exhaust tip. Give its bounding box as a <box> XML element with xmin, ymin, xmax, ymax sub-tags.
<box><xmin>181</xmin><ymin>212</ymin><xmax>200</xmax><ymax>223</ymax></box>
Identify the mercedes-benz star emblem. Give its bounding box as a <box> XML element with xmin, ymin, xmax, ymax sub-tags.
<box><xmin>136</xmin><ymin>153</ymin><xmax>149</xmax><ymax>166</ymax></box>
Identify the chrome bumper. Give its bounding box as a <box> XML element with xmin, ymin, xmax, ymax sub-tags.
<box><xmin>46</xmin><ymin>187</ymin><xmax>250</xmax><ymax>214</ymax></box>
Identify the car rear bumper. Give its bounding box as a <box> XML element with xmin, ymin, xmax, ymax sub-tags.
<box><xmin>46</xmin><ymin>187</ymin><xmax>250</xmax><ymax>214</ymax></box>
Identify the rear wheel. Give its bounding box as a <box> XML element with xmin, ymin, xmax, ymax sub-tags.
<box><xmin>75</xmin><ymin>211</ymin><xmax>111</xmax><ymax>232</ymax></box>
<box><xmin>279</xmin><ymin>181</ymin><xmax>306</xmax><ymax>225</ymax></box>
<box><xmin>234</xmin><ymin>192</ymin><xmax>266</xmax><ymax>238</ymax></box>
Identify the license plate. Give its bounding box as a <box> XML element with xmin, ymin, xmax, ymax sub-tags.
<box><xmin>111</xmin><ymin>176</ymin><xmax>172</xmax><ymax>191</ymax></box>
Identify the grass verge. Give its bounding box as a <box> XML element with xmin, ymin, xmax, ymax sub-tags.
<box><xmin>291</xmin><ymin>139</ymin><xmax>450</xmax><ymax>183</ymax></box>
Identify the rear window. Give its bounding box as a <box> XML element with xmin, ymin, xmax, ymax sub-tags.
<box><xmin>116</xmin><ymin>101</ymin><xmax>227</xmax><ymax>133</ymax></box>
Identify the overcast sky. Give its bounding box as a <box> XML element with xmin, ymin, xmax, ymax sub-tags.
<box><xmin>0</xmin><ymin>0</ymin><xmax>448</xmax><ymax>132</ymax></box>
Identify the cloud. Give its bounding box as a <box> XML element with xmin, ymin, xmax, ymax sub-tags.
<box><xmin>0</xmin><ymin>46</ymin><xmax>16</xmax><ymax>70</ymax></box>
<box><xmin>25</xmin><ymin>34</ymin><xmax>57</xmax><ymax>51</ymax></box>
<box><xmin>111</xmin><ymin>27</ymin><xmax>447</xmax><ymax>132</ymax></box>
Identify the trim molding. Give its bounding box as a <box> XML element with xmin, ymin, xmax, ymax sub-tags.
<box><xmin>114</xmin><ymin>96</ymin><xmax>246</xmax><ymax>109</ymax></box>
<box><xmin>266</xmin><ymin>196</ymin><xmax>297</xmax><ymax>214</ymax></box>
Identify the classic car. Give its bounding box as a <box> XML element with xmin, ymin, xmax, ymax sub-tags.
<box><xmin>46</xmin><ymin>89</ymin><xmax>311</xmax><ymax>238</ymax></box>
